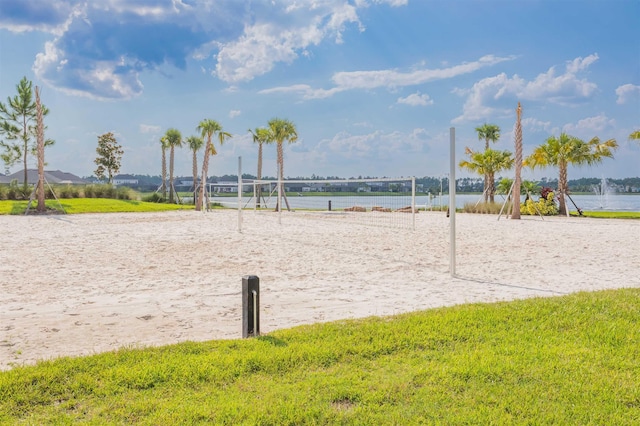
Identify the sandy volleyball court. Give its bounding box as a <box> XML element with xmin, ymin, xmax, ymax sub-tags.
<box><xmin>1</xmin><ymin>210</ymin><xmax>639</xmax><ymax>370</ymax></box>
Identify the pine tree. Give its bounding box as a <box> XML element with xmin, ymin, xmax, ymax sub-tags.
<box><xmin>0</xmin><ymin>77</ymin><xmax>54</xmax><ymax>186</ymax></box>
<box><xmin>94</xmin><ymin>132</ymin><xmax>124</xmax><ymax>184</ymax></box>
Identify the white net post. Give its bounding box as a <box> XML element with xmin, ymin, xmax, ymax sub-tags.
<box><xmin>238</xmin><ymin>156</ymin><xmax>243</xmax><ymax>233</ymax></box>
<box><xmin>277</xmin><ymin>165</ymin><xmax>282</xmax><ymax>224</ymax></box>
<box><xmin>411</xmin><ymin>176</ymin><xmax>416</xmax><ymax>231</ymax></box>
<box><xmin>449</xmin><ymin>127</ymin><xmax>456</xmax><ymax>277</ymax></box>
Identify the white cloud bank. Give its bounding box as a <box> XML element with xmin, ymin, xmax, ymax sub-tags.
<box><xmin>397</xmin><ymin>92</ymin><xmax>434</xmax><ymax>106</ymax></box>
<box><xmin>1</xmin><ymin>0</ymin><xmax>409</xmax><ymax>99</ymax></box>
<box><xmin>260</xmin><ymin>55</ymin><xmax>515</xmax><ymax>99</ymax></box>
<box><xmin>615</xmin><ymin>84</ymin><xmax>640</xmax><ymax>105</ymax></box>
<box><xmin>453</xmin><ymin>54</ymin><xmax>601</xmax><ymax>123</ymax></box>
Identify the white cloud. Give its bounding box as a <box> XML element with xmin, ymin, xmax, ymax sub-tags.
<box><xmin>229</xmin><ymin>109</ymin><xmax>241</xmax><ymax>118</ymax></box>
<box><xmin>566</xmin><ymin>54</ymin><xmax>599</xmax><ymax>73</ymax></box>
<box><xmin>355</xmin><ymin>0</ymin><xmax>408</xmax><ymax>6</ymax></box>
<box><xmin>522</xmin><ymin>117</ymin><xmax>553</xmax><ymax>133</ymax></box>
<box><xmin>397</xmin><ymin>92</ymin><xmax>433</xmax><ymax>106</ymax></box>
<box><xmin>261</xmin><ymin>55</ymin><xmax>515</xmax><ymax>100</ymax></box>
<box><xmin>615</xmin><ymin>84</ymin><xmax>640</xmax><ymax>105</ymax></box>
<box><xmin>215</xmin><ymin>2</ymin><xmax>364</xmax><ymax>83</ymax></box>
<box><xmin>451</xmin><ymin>74</ymin><xmax>513</xmax><ymax>123</ymax></box>
<box><xmin>284</xmin><ymin>126</ymin><xmax>444</xmax><ymax>177</ymax></box>
<box><xmin>215</xmin><ymin>23</ymin><xmax>306</xmax><ymax>83</ymax></box>
<box><xmin>258</xmin><ymin>84</ymin><xmax>346</xmax><ymax>99</ymax></box>
<box><xmin>34</xmin><ymin>39</ymin><xmax>144</xmax><ymax>100</ymax></box>
<box><xmin>316</xmin><ymin>127</ymin><xmax>430</xmax><ymax>160</ymax></box>
<box><xmin>14</xmin><ymin>1</ymin><xmax>393</xmax><ymax>98</ymax></box>
<box><xmin>517</xmin><ymin>54</ymin><xmax>599</xmax><ymax>102</ymax></box>
<box><xmin>139</xmin><ymin>124</ymin><xmax>161</xmax><ymax>134</ymax></box>
<box><xmin>562</xmin><ymin>114</ymin><xmax>616</xmax><ymax>137</ymax></box>
<box><xmin>0</xmin><ymin>0</ymin><xmax>79</xmax><ymax>35</ymax></box>
<box><xmin>332</xmin><ymin>55</ymin><xmax>514</xmax><ymax>90</ymax></box>
<box><xmin>453</xmin><ymin>54</ymin><xmax>601</xmax><ymax>123</ymax></box>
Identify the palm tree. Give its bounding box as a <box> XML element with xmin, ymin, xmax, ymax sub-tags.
<box><xmin>496</xmin><ymin>177</ymin><xmax>513</xmax><ymax>198</ymax></box>
<box><xmin>521</xmin><ymin>180</ymin><xmax>540</xmax><ymax>201</ymax></box>
<box><xmin>475</xmin><ymin>123</ymin><xmax>501</xmax><ymax>201</ymax></box>
<box><xmin>217</xmin><ymin>128</ymin><xmax>232</xmax><ymax>153</ymax></box>
<box><xmin>196</xmin><ymin>119</ymin><xmax>231</xmax><ymax>211</ymax></box>
<box><xmin>186</xmin><ymin>135</ymin><xmax>204</xmax><ymax>204</ymax></box>
<box><xmin>35</xmin><ymin>86</ymin><xmax>45</xmax><ymax>212</ymax></box>
<box><xmin>267</xmin><ymin>118</ymin><xmax>298</xmax><ymax>211</ymax></box>
<box><xmin>630</xmin><ymin>130</ymin><xmax>640</xmax><ymax>142</ymax></box>
<box><xmin>248</xmin><ymin>127</ymin><xmax>271</xmax><ymax>207</ymax></box>
<box><xmin>160</xmin><ymin>135</ymin><xmax>169</xmax><ymax>199</ymax></box>
<box><xmin>524</xmin><ymin>133</ymin><xmax>618</xmax><ymax>215</ymax></box>
<box><xmin>512</xmin><ymin>103</ymin><xmax>523</xmax><ymax>219</ymax></box>
<box><xmin>459</xmin><ymin>148</ymin><xmax>514</xmax><ymax>203</ymax></box>
<box><xmin>164</xmin><ymin>128</ymin><xmax>182</xmax><ymax>203</ymax></box>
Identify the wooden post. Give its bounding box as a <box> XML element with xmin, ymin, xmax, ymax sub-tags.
<box><xmin>242</xmin><ymin>276</ymin><xmax>260</xmax><ymax>338</ymax></box>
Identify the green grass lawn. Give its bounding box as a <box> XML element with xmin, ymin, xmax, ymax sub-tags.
<box><xmin>0</xmin><ymin>198</ymin><xmax>193</xmax><ymax>215</ymax></box>
<box><xmin>1</xmin><ymin>289</ymin><xmax>638</xmax><ymax>424</ymax></box>
<box><xmin>572</xmin><ymin>211</ymin><xmax>640</xmax><ymax>219</ymax></box>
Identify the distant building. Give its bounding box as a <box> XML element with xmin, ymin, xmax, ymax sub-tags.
<box><xmin>0</xmin><ymin>169</ymin><xmax>87</xmax><ymax>185</ymax></box>
<box><xmin>112</xmin><ymin>174</ymin><xmax>139</xmax><ymax>186</ymax></box>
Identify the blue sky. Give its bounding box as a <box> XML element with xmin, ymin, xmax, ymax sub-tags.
<box><xmin>0</xmin><ymin>0</ymin><xmax>638</xmax><ymax>180</ymax></box>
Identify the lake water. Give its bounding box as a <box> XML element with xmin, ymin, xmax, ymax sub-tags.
<box><xmin>228</xmin><ymin>193</ymin><xmax>640</xmax><ymax>212</ymax></box>
<box><xmin>421</xmin><ymin>193</ymin><xmax>640</xmax><ymax>212</ymax></box>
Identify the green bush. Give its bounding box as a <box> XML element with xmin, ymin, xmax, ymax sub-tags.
<box><xmin>5</xmin><ymin>180</ymin><xmax>30</xmax><ymax>200</ymax></box>
<box><xmin>115</xmin><ymin>186</ymin><xmax>132</xmax><ymax>200</ymax></box>
<box><xmin>143</xmin><ymin>193</ymin><xmax>166</xmax><ymax>203</ymax></box>
<box><xmin>58</xmin><ymin>184</ymin><xmax>81</xmax><ymax>198</ymax></box>
<box><xmin>84</xmin><ymin>185</ymin><xmax>95</xmax><ymax>198</ymax></box>
<box><xmin>0</xmin><ymin>182</ymin><xmax>130</xmax><ymax>201</ymax></box>
<box><xmin>44</xmin><ymin>186</ymin><xmax>55</xmax><ymax>199</ymax></box>
<box><xmin>462</xmin><ymin>201</ymin><xmax>505</xmax><ymax>214</ymax></box>
<box><xmin>82</xmin><ymin>184</ymin><xmax>130</xmax><ymax>199</ymax></box>
<box><xmin>521</xmin><ymin>189</ymin><xmax>558</xmax><ymax>215</ymax></box>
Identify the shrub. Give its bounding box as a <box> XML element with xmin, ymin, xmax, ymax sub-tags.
<box><xmin>0</xmin><ymin>184</ymin><xmax>6</xmax><ymax>200</ymax></box>
<box><xmin>85</xmin><ymin>184</ymin><xmax>106</xmax><ymax>198</ymax></box>
<box><xmin>58</xmin><ymin>185</ymin><xmax>81</xmax><ymax>198</ymax></box>
<box><xmin>540</xmin><ymin>186</ymin><xmax>554</xmax><ymax>201</ymax></box>
<box><xmin>6</xmin><ymin>179</ymin><xmax>30</xmax><ymax>200</ymax></box>
<box><xmin>82</xmin><ymin>184</ymin><xmax>126</xmax><ymax>199</ymax></box>
<box><xmin>521</xmin><ymin>188</ymin><xmax>558</xmax><ymax>215</ymax></box>
<box><xmin>462</xmin><ymin>201</ymin><xmax>504</xmax><ymax>214</ymax></box>
<box><xmin>115</xmin><ymin>186</ymin><xmax>132</xmax><ymax>200</ymax></box>
<box><xmin>45</xmin><ymin>186</ymin><xmax>55</xmax><ymax>199</ymax></box>
<box><xmin>143</xmin><ymin>193</ymin><xmax>166</xmax><ymax>203</ymax></box>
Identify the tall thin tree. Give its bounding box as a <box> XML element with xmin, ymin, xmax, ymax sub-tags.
<box><xmin>0</xmin><ymin>77</ymin><xmax>54</xmax><ymax>187</ymax></box>
<box><xmin>196</xmin><ymin>119</ymin><xmax>231</xmax><ymax>211</ymax></box>
<box><xmin>186</xmin><ymin>135</ymin><xmax>204</xmax><ymax>204</ymax></box>
<box><xmin>267</xmin><ymin>118</ymin><xmax>298</xmax><ymax>211</ymax></box>
<box><xmin>94</xmin><ymin>132</ymin><xmax>124</xmax><ymax>184</ymax></box>
<box><xmin>160</xmin><ymin>136</ymin><xmax>169</xmax><ymax>199</ymax></box>
<box><xmin>35</xmin><ymin>87</ymin><xmax>45</xmax><ymax>213</ymax></box>
<box><xmin>475</xmin><ymin>123</ymin><xmax>501</xmax><ymax>201</ymax></box>
<box><xmin>248</xmin><ymin>127</ymin><xmax>271</xmax><ymax>207</ymax></box>
<box><xmin>511</xmin><ymin>103</ymin><xmax>523</xmax><ymax>219</ymax></box>
<box><xmin>164</xmin><ymin>128</ymin><xmax>182</xmax><ymax>203</ymax></box>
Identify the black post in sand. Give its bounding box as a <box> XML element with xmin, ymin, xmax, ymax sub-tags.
<box><xmin>242</xmin><ymin>275</ymin><xmax>260</xmax><ymax>338</ymax></box>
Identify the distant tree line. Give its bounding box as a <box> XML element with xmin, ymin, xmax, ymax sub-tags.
<box><xmin>91</xmin><ymin>173</ymin><xmax>640</xmax><ymax>194</ymax></box>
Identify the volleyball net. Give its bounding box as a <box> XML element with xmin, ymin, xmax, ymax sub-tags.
<box><xmin>243</xmin><ymin>177</ymin><xmax>418</xmax><ymax>230</ymax></box>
